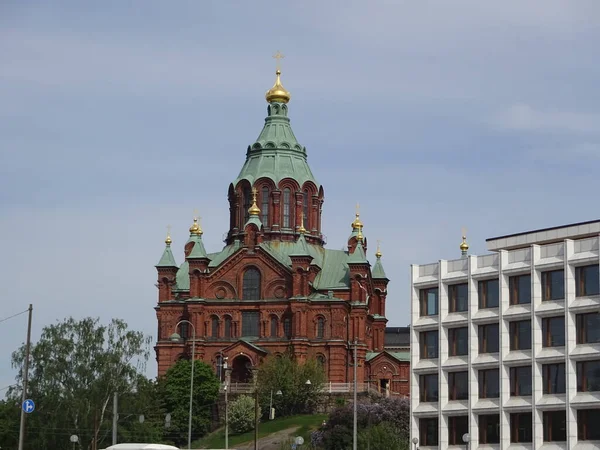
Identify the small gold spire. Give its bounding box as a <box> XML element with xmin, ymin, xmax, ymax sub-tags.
<box><xmin>265</xmin><ymin>51</ymin><xmax>291</xmax><ymax>104</ymax></box>
<box><xmin>460</xmin><ymin>227</ymin><xmax>469</xmax><ymax>254</ymax></box>
<box><xmin>248</xmin><ymin>187</ymin><xmax>261</xmax><ymax>216</ymax></box>
<box><xmin>165</xmin><ymin>225</ymin><xmax>172</xmax><ymax>246</ymax></box>
<box><xmin>189</xmin><ymin>210</ymin><xmax>203</xmax><ymax>235</ymax></box>
<box><xmin>351</xmin><ymin>203</ymin><xmax>363</xmax><ymax>229</ymax></box>
<box><xmin>298</xmin><ymin>211</ymin><xmax>306</xmax><ymax>234</ymax></box>
<box><xmin>375</xmin><ymin>240</ymin><xmax>382</xmax><ymax>258</ymax></box>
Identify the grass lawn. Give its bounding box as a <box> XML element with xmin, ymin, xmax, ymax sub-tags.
<box><xmin>193</xmin><ymin>414</ymin><xmax>327</xmax><ymax>449</ymax></box>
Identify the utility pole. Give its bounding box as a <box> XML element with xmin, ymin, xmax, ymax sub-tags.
<box><xmin>17</xmin><ymin>304</ymin><xmax>33</xmax><ymax>450</ymax></box>
<box><xmin>254</xmin><ymin>386</ymin><xmax>259</xmax><ymax>450</ymax></box>
<box><xmin>224</xmin><ymin>385</ymin><xmax>229</xmax><ymax>450</ymax></box>
<box><xmin>353</xmin><ymin>338</ymin><xmax>358</xmax><ymax>450</ymax></box>
<box><xmin>112</xmin><ymin>392</ymin><xmax>118</xmax><ymax>445</ymax></box>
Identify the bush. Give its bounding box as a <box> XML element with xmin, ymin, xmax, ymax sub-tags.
<box><xmin>228</xmin><ymin>395</ymin><xmax>261</xmax><ymax>434</ymax></box>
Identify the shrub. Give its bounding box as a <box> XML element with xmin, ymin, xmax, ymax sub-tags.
<box><xmin>228</xmin><ymin>395</ymin><xmax>261</xmax><ymax>434</ymax></box>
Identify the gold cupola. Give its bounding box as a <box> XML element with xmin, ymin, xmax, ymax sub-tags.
<box><xmin>165</xmin><ymin>226</ymin><xmax>172</xmax><ymax>246</ymax></box>
<box><xmin>460</xmin><ymin>235</ymin><xmax>469</xmax><ymax>255</ymax></box>
<box><xmin>189</xmin><ymin>216</ymin><xmax>203</xmax><ymax>235</ymax></box>
<box><xmin>248</xmin><ymin>188</ymin><xmax>261</xmax><ymax>216</ymax></box>
<box><xmin>265</xmin><ymin>69</ymin><xmax>291</xmax><ymax>104</ymax></box>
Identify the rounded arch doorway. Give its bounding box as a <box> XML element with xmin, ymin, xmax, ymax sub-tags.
<box><xmin>231</xmin><ymin>355</ymin><xmax>253</xmax><ymax>383</ymax></box>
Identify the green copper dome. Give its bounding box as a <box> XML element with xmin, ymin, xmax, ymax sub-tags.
<box><xmin>233</xmin><ymin>102</ymin><xmax>320</xmax><ymax>189</ymax></box>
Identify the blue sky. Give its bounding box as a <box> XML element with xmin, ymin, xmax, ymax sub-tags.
<box><xmin>1</xmin><ymin>0</ymin><xmax>599</xmax><ymax>391</ymax></box>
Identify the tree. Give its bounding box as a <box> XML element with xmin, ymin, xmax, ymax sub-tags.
<box><xmin>0</xmin><ymin>398</ymin><xmax>19</xmax><ymax>448</ymax></box>
<box><xmin>256</xmin><ymin>352</ymin><xmax>326</xmax><ymax>417</ymax></box>
<box><xmin>159</xmin><ymin>359</ymin><xmax>220</xmax><ymax>445</ymax></box>
<box><xmin>10</xmin><ymin>317</ymin><xmax>153</xmax><ymax>450</ymax></box>
<box><xmin>228</xmin><ymin>394</ymin><xmax>260</xmax><ymax>434</ymax></box>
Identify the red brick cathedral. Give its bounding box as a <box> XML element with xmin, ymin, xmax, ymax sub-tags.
<box><xmin>154</xmin><ymin>67</ymin><xmax>409</xmax><ymax>396</ymax></box>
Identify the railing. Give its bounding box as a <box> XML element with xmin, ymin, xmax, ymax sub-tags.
<box><xmin>223</xmin><ymin>382</ymin><xmax>372</xmax><ymax>394</ymax></box>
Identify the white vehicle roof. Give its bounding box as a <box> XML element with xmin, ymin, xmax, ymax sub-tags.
<box><xmin>101</xmin><ymin>445</ymin><xmax>180</xmax><ymax>450</ymax></box>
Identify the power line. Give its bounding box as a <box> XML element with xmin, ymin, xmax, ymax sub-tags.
<box><xmin>0</xmin><ymin>308</ymin><xmax>28</xmax><ymax>324</ymax></box>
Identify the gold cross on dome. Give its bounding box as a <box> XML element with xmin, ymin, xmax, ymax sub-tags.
<box><xmin>356</xmin><ymin>202</ymin><xmax>360</xmax><ymax>216</ymax></box>
<box><xmin>193</xmin><ymin>208</ymin><xmax>199</xmax><ymax>220</ymax></box>
<box><xmin>461</xmin><ymin>226</ymin><xmax>468</xmax><ymax>238</ymax></box>
<box><xmin>272</xmin><ymin>50</ymin><xmax>285</xmax><ymax>70</ymax></box>
<box><xmin>167</xmin><ymin>224</ymin><xmax>172</xmax><ymax>235</ymax></box>
<box><xmin>252</xmin><ymin>187</ymin><xmax>258</xmax><ymax>202</ymax></box>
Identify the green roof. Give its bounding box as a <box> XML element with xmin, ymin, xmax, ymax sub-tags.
<box><xmin>366</xmin><ymin>351</ymin><xmax>410</xmax><ymax>363</ymax></box>
<box><xmin>289</xmin><ymin>233</ymin><xmax>311</xmax><ymax>257</ymax></box>
<box><xmin>156</xmin><ymin>245</ymin><xmax>177</xmax><ymax>268</ymax></box>
<box><xmin>233</xmin><ymin>103</ymin><xmax>320</xmax><ymax>189</ymax></box>
<box><xmin>348</xmin><ymin>242</ymin><xmax>368</xmax><ymax>264</ymax></box>
<box><xmin>372</xmin><ymin>256</ymin><xmax>387</xmax><ymax>279</ymax></box>
<box><xmin>244</xmin><ymin>215</ymin><xmax>263</xmax><ymax>230</ymax></box>
<box><xmin>187</xmin><ymin>235</ymin><xmax>209</xmax><ymax>259</ymax></box>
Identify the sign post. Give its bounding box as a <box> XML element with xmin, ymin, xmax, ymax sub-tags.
<box><xmin>22</xmin><ymin>399</ymin><xmax>35</xmax><ymax>414</ymax></box>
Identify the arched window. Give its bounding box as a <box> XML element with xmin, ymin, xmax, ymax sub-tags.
<box><xmin>303</xmin><ymin>190</ymin><xmax>309</xmax><ymax>230</ymax></box>
<box><xmin>261</xmin><ymin>187</ymin><xmax>269</xmax><ymax>226</ymax></box>
<box><xmin>243</xmin><ymin>268</ymin><xmax>261</xmax><ymax>300</ymax></box>
<box><xmin>180</xmin><ymin>321</ymin><xmax>188</xmax><ymax>339</ymax></box>
<box><xmin>283</xmin><ymin>188</ymin><xmax>291</xmax><ymax>228</ymax></box>
<box><xmin>283</xmin><ymin>317</ymin><xmax>292</xmax><ymax>338</ymax></box>
<box><xmin>224</xmin><ymin>316</ymin><xmax>232</xmax><ymax>338</ymax></box>
<box><xmin>243</xmin><ymin>187</ymin><xmax>251</xmax><ymax>223</ymax></box>
<box><xmin>211</xmin><ymin>316</ymin><xmax>219</xmax><ymax>339</ymax></box>
<box><xmin>316</xmin><ymin>354</ymin><xmax>326</xmax><ymax>366</ymax></box>
<box><xmin>316</xmin><ymin>317</ymin><xmax>325</xmax><ymax>339</ymax></box>
<box><xmin>270</xmin><ymin>316</ymin><xmax>278</xmax><ymax>337</ymax></box>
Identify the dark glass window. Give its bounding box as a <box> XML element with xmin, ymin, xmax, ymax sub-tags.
<box><xmin>211</xmin><ymin>316</ymin><xmax>219</xmax><ymax>338</ymax></box>
<box><xmin>282</xmin><ymin>188</ymin><xmax>291</xmax><ymax>228</ymax></box>
<box><xmin>510</xmin><ymin>412</ymin><xmax>532</xmax><ymax>443</ymax></box>
<box><xmin>449</xmin><ymin>283</ymin><xmax>468</xmax><ymax>313</ymax></box>
<box><xmin>478</xmin><ymin>369</ymin><xmax>500</xmax><ymax>399</ymax></box>
<box><xmin>577</xmin><ymin>360</ymin><xmax>600</xmax><ymax>392</ymax></box>
<box><xmin>270</xmin><ymin>316</ymin><xmax>278</xmax><ymax>337</ymax></box>
<box><xmin>543</xmin><ymin>411</ymin><xmax>566</xmax><ymax>442</ymax></box>
<box><xmin>576</xmin><ymin>265</ymin><xmax>600</xmax><ymax>297</ymax></box>
<box><xmin>543</xmin><ymin>363</ymin><xmax>566</xmax><ymax>394</ymax></box>
<box><xmin>242</xmin><ymin>268</ymin><xmax>261</xmax><ymax>300</ymax></box>
<box><xmin>509</xmin><ymin>320</ymin><xmax>531</xmax><ymax>350</ymax></box>
<box><xmin>241</xmin><ymin>311</ymin><xmax>260</xmax><ymax>337</ymax></box>
<box><xmin>283</xmin><ymin>317</ymin><xmax>292</xmax><ymax>338</ymax></box>
<box><xmin>179</xmin><ymin>321</ymin><xmax>188</xmax><ymax>339</ymax></box>
<box><xmin>316</xmin><ymin>354</ymin><xmax>326</xmax><ymax>366</ymax></box>
<box><xmin>542</xmin><ymin>269</ymin><xmax>564</xmax><ymax>301</ymax></box>
<box><xmin>448</xmin><ymin>416</ymin><xmax>468</xmax><ymax>445</ymax></box>
<box><xmin>261</xmin><ymin>186</ymin><xmax>269</xmax><ymax>226</ymax></box>
<box><xmin>578</xmin><ymin>409</ymin><xmax>600</xmax><ymax>440</ymax></box>
<box><xmin>420</xmin><ymin>287</ymin><xmax>439</xmax><ymax>316</ymax></box>
<box><xmin>510</xmin><ymin>366</ymin><xmax>532</xmax><ymax>396</ymax></box>
<box><xmin>303</xmin><ymin>190</ymin><xmax>309</xmax><ymax>230</ymax></box>
<box><xmin>576</xmin><ymin>312</ymin><xmax>600</xmax><ymax>344</ymax></box>
<box><xmin>479</xmin><ymin>279</ymin><xmax>499</xmax><ymax>308</ymax></box>
<box><xmin>243</xmin><ymin>187</ymin><xmax>251</xmax><ymax>223</ymax></box>
<box><xmin>479</xmin><ymin>323</ymin><xmax>499</xmax><ymax>353</ymax></box>
<box><xmin>419</xmin><ymin>374</ymin><xmax>438</xmax><ymax>402</ymax></box>
<box><xmin>316</xmin><ymin>317</ymin><xmax>325</xmax><ymax>339</ymax></box>
<box><xmin>420</xmin><ymin>331</ymin><xmax>439</xmax><ymax>359</ymax></box>
<box><xmin>542</xmin><ymin>316</ymin><xmax>565</xmax><ymax>347</ymax></box>
<box><xmin>224</xmin><ymin>316</ymin><xmax>232</xmax><ymax>338</ymax></box>
<box><xmin>449</xmin><ymin>371</ymin><xmax>468</xmax><ymax>400</ymax></box>
<box><xmin>479</xmin><ymin>414</ymin><xmax>500</xmax><ymax>444</ymax></box>
<box><xmin>449</xmin><ymin>327</ymin><xmax>468</xmax><ymax>356</ymax></box>
<box><xmin>510</xmin><ymin>274</ymin><xmax>531</xmax><ymax>305</ymax></box>
<box><xmin>419</xmin><ymin>418</ymin><xmax>438</xmax><ymax>446</ymax></box>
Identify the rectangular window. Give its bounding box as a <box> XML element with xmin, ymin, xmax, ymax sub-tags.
<box><xmin>241</xmin><ymin>311</ymin><xmax>260</xmax><ymax>337</ymax></box>
<box><xmin>510</xmin><ymin>366</ymin><xmax>532</xmax><ymax>396</ymax></box>
<box><xmin>578</xmin><ymin>409</ymin><xmax>600</xmax><ymax>441</ymax></box>
<box><xmin>542</xmin><ymin>316</ymin><xmax>565</xmax><ymax>347</ymax></box>
<box><xmin>420</xmin><ymin>331</ymin><xmax>439</xmax><ymax>359</ymax></box>
<box><xmin>479</xmin><ymin>323</ymin><xmax>499</xmax><ymax>353</ymax></box>
<box><xmin>449</xmin><ymin>283</ymin><xmax>468</xmax><ymax>313</ymax></box>
<box><xmin>261</xmin><ymin>187</ymin><xmax>269</xmax><ymax>226</ymax></box>
<box><xmin>576</xmin><ymin>312</ymin><xmax>600</xmax><ymax>344</ymax></box>
<box><xmin>420</xmin><ymin>287</ymin><xmax>439</xmax><ymax>316</ymax></box>
<box><xmin>479</xmin><ymin>414</ymin><xmax>500</xmax><ymax>444</ymax></box>
<box><xmin>542</xmin><ymin>269</ymin><xmax>564</xmax><ymax>301</ymax></box>
<box><xmin>419</xmin><ymin>418</ymin><xmax>438</xmax><ymax>446</ymax></box>
<box><xmin>448</xmin><ymin>416</ymin><xmax>468</xmax><ymax>445</ymax></box>
<box><xmin>478</xmin><ymin>369</ymin><xmax>500</xmax><ymax>399</ymax></box>
<box><xmin>509</xmin><ymin>320</ymin><xmax>532</xmax><ymax>350</ymax></box>
<box><xmin>577</xmin><ymin>360</ymin><xmax>600</xmax><ymax>392</ymax></box>
<box><xmin>419</xmin><ymin>374</ymin><xmax>438</xmax><ymax>402</ymax></box>
<box><xmin>449</xmin><ymin>371</ymin><xmax>468</xmax><ymax>400</ymax></box>
<box><xmin>479</xmin><ymin>279</ymin><xmax>499</xmax><ymax>308</ymax></box>
<box><xmin>543</xmin><ymin>410</ymin><xmax>566</xmax><ymax>442</ymax></box>
<box><xmin>576</xmin><ymin>265</ymin><xmax>600</xmax><ymax>297</ymax></box>
<box><xmin>449</xmin><ymin>327</ymin><xmax>468</xmax><ymax>356</ymax></box>
<box><xmin>542</xmin><ymin>363</ymin><xmax>566</xmax><ymax>394</ymax></box>
<box><xmin>282</xmin><ymin>188</ymin><xmax>291</xmax><ymax>228</ymax></box>
<box><xmin>510</xmin><ymin>412</ymin><xmax>532</xmax><ymax>443</ymax></box>
<box><xmin>510</xmin><ymin>274</ymin><xmax>531</xmax><ymax>305</ymax></box>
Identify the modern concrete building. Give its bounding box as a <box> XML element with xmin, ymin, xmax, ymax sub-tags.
<box><xmin>410</xmin><ymin>220</ymin><xmax>600</xmax><ymax>450</ymax></box>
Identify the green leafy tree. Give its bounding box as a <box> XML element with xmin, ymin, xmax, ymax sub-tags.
<box><xmin>10</xmin><ymin>317</ymin><xmax>153</xmax><ymax>450</ymax></box>
<box><xmin>358</xmin><ymin>422</ymin><xmax>408</xmax><ymax>450</ymax></box>
<box><xmin>256</xmin><ymin>352</ymin><xmax>325</xmax><ymax>417</ymax></box>
<box><xmin>0</xmin><ymin>398</ymin><xmax>20</xmax><ymax>448</ymax></box>
<box><xmin>159</xmin><ymin>359</ymin><xmax>220</xmax><ymax>445</ymax></box>
<box><xmin>228</xmin><ymin>394</ymin><xmax>260</xmax><ymax>434</ymax></box>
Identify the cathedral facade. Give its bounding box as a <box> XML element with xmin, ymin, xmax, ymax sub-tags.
<box><xmin>154</xmin><ymin>68</ymin><xmax>409</xmax><ymax>396</ymax></box>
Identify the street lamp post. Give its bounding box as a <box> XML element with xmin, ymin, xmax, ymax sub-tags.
<box><xmin>412</xmin><ymin>437</ymin><xmax>419</xmax><ymax>450</ymax></box>
<box><xmin>269</xmin><ymin>389</ymin><xmax>282</xmax><ymax>419</ymax></box>
<box><xmin>352</xmin><ymin>339</ymin><xmax>358</xmax><ymax>450</ymax></box>
<box><xmin>224</xmin><ymin>357</ymin><xmax>229</xmax><ymax>450</ymax></box>
<box><xmin>170</xmin><ymin>320</ymin><xmax>196</xmax><ymax>450</ymax></box>
<box><xmin>463</xmin><ymin>432</ymin><xmax>470</xmax><ymax>450</ymax></box>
